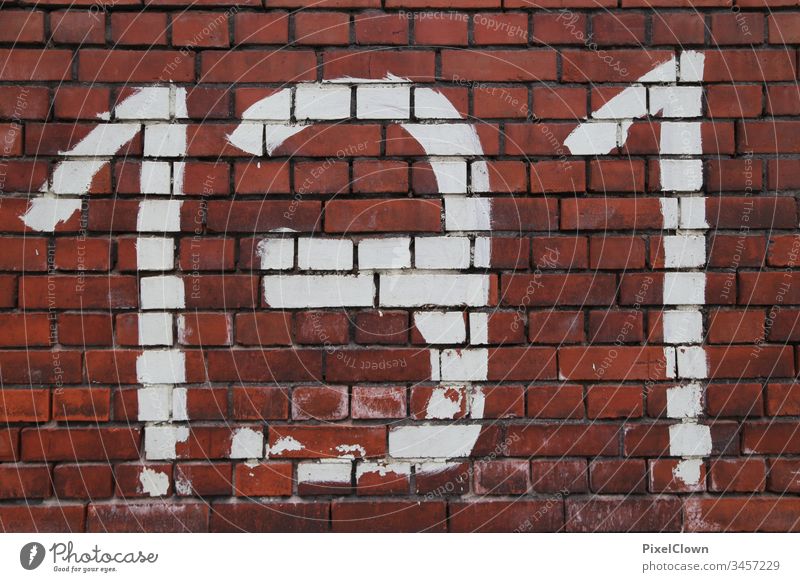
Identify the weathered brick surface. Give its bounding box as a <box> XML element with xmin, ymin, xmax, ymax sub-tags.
<box><xmin>0</xmin><ymin>0</ymin><xmax>798</xmax><ymax>533</ymax></box>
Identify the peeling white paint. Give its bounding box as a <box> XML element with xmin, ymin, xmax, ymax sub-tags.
<box><xmin>298</xmin><ymin>460</ymin><xmax>351</xmax><ymax>484</ymax></box>
<box><xmin>659</xmin><ymin>198</ymin><xmax>679</xmax><ymax>229</ymax></box>
<box><xmin>672</xmin><ymin>458</ymin><xmax>703</xmax><ymax>486</ymax></box>
<box><xmin>335</xmin><ymin>444</ymin><xmax>368</xmax><ymax>459</ymax></box>
<box><xmin>172</xmin><ymin>387</ymin><xmax>188</xmax><ymax>421</ymax></box>
<box><xmin>470</xmin><ymin>386</ymin><xmax>486</xmax><ymax>419</ymax></box>
<box><xmin>356</xmin><ymin>461</ymin><xmax>410</xmax><ymax>479</ymax></box>
<box><xmin>138</xmin><ymin>467</ymin><xmax>170</xmax><ymax>497</ymax></box>
<box><xmin>424</xmin><ymin>386</ymin><xmax>464</xmax><ymax>420</ymax></box>
<box><xmin>269</xmin><ymin>435</ymin><xmax>304</xmax><ymax>457</ymax></box>
<box><xmin>666</xmin><ymin>383</ymin><xmax>704</xmax><ymax>418</ymax></box>
<box><xmin>230</xmin><ymin>427</ymin><xmax>264</xmax><ymax>459</ymax></box>
<box><xmin>144</xmin><ymin>425</ymin><xmax>189</xmax><ymax>460</ymax></box>
<box><xmin>564</xmin><ymin>122</ymin><xmax>619</xmax><ymax>155</ymax></box>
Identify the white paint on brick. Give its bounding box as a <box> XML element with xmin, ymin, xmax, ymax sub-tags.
<box><xmin>445</xmin><ymin>197</ymin><xmax>492</xmax><ymax>231</ymax></box>
<box><xmin>660</xmin><ymin>122</ymin><xmax>702</xmax><ymax>155</ymax></box>
<box><xmin>61</xmin><ymin>123</ymin><xmax>140</xmax><ymax>156</ymax></box>
<box><xmin>138</xmin><ymin>312</ymin><xmax>173</xmax><ymax>346</ymax></box>
<box><xmin>137</xmin><ymin>385</ymin><xmax>172</xmax><ymax>421</ymax></box>
<box><xmin>136</xmin><ymin>200</ymin><xmax>182</xmax><ymax>233</ymax></box>
<box><xmin>241</xmin><ymin>89</ymin><xmax>291</xmax><ymax>120</ymax></box>
<box><xmin>136</xmin><ymin>349</ymin><xmax>187</xmax><ymax>384</ymax></box>
<box><xmin>427</xmin><ymin>160</ymin><xmax>467</xmax><ymax>194</ymax></box>
<box><xmin>680</xmin><ymin>197</ymin><xmax>708</xmax><ymax>229</ymax></box>
<box><xmin>592</xmin><ymin>86</ymin><xmax>647</xmax><ymax>119</ymax></box>
<box><xmin>230</xmin><ymin>427</ymin><xmax>264</xmax><ymax>459</ymax></box>
<box><xmin>664</xmin><ymin>347</ymin><xmax>677</xmax><ymax>379</ymax></box>
<box><xmin>650</xmin><ymin>86</ymin><xmax>703</xmax><ymax>117</ymax></box>
<box><xmin>669</xmin><ymin>422</ymin><xmax>712</xmax><ymax>456</ymax></box>
<box><xmin>639</xmin><ymin>55</ymin><xmax>677</xmax><ymax>83</ymax></box>
<box><xmin>227</xmin><ymin>122</ymin><xmax>264</xmax><ymax>155</ymax></box>
<box><xmin>415</xmin><ymin>236</ymin><xmax>470</xmax><ymax>269</ymax></box>
<box><xmin>470</xmin><ymin>386</ymin><xmax>486</xmax><ymax>419</ymax></box>
<box><xmin>295</xmin><ymin>85</ymin><xmax>351</xmax><ymax>120</ymax></box>
<box><xmin>389</xmin><ymin>425</ymin><xmax>482</xmax><ymax>459</ymax></box>
<box><xmin>662</xmin><ymin>310</ymin><xmax>703</xmax><ymax>344</ymax></box>
<box><xmin>667</xmin><ymin>383</ymin><xmax>704</xmax><ymax>419</ymax></box>
<box><xmin>140</xmin><ymin>161</ymin><xmax>172</xmax><ymax>194</ymax></box>
<box><xmin>141</xmin><ymin>275</ymin><xmax>185</xmax><ymax>309</ymax></box>
<box><xmin>659</xmin><ymin>198</ymin><xmax>679</xmax><ymax>229</ymax></box>
<box><xmin>673</xmin><ymin>458</ymin><xmax>703</xmax><ymax>486</ymax></box>
<box><xmin>356</xmin><ymin>461</ymin><xmax>410</xmax><ymax>479</ymax></box>
<box><xmin>358</xmin><ymin>237</ymin><xmax>411</xmax><ymax>269</ymax></box>
<box><xmin>414</xmin><ymin>461</ymin><xmax>461</xmax><ymax>476</ymax></box>
<box><xmin>138</xmin><ymin>467</ymin><xmax>170</xmax><ymax>497</ymax></box>
<box><xmin>429</xmin><ymin>349</ymin><xmax>440</xmax><ymax>382</ymax></box>
<box><xmin>471</xmin><ymin>161</ymin><xmax>491</xmax><ymax>193</ymax></box>
<box><xmin>144</xmin><ymin>124</ymin><xmax>187</xmax><ymax>157</ymax></box>
<box><xmin>677</xmin><ymin>346</ymin><xmax>709</xmax><ymax>380</ymax></box>
<box><xmin>564</xmin><ymin>122</ymin><xmax>619</xmax><ymax>155</ymax></box>
<box><xmin>440</xmin><ymin>349</ymin><xmax>489</xmax><ymax>382</ymax></box>
<box><xmin>136</xmin><ymin>237</ymin><xmax>174</xmax><ymax>271</ymax></box>
<box><xmin>400</xmin><ymin>124</ymin><xmax>483</xmax><ymax>156</ymax></box>
<box><xmin>473</xmin><ymin>237</ymin><xmax>491</xmax><ymax>268</ymax></box>
<box><xmin>172</xmin><ymin>161</ymin><xmax>185</xmax><ymax>195</ymax></box>
<box><xmin>263</xmin><ymin>274</ymin><xmax>374</xmax><ymax>308</ymax></box>
<box><xmin>414</xmin><ymin>312</ymin><xmax>466</xmax><ymax>344</ymax></box>
<box><xmin>144</xmin><ymin>425</ymin><xmax>189</xmax><ymax>460</ymax></box>
<box><xmin>679</xmin><ymin>51</ymin><xmax>705</xmax><ymax>82</ymax></box>
<box><xmin>424</xmin><ymin>386</ymin><xmax>464</xmax><ymax>419</ymax></box>
<box><xmin>269</xmin><ymin>435</ymin><xmax>304</xmax><ymax>457</ymax></box>
<box><xmin>51</xmin><ymin>160</ymin><xmax>107</xmax><ymax>194</ymax></box>
<box><xmin>298</xmin><ymin>460</ymin><xmax>351</xmax><ymax>484</ymax></box>
<box><xmin>336</xmin><ymin>444</ymin><xmax>368</xmax><ymax>459</ymax></box>
<box><xmin>380</xmin><ymin>274</ymin><xmax>491</xmax><ymax>307</ymax></box>
<box><xmin>663</xmin><ymin>272</ymin><xmax>705</xmax><ymax>305</ymax></box>
<box><xmin>414</xmin><ymin>88</ymin><xmax>462</xmax><ymax>119</ymax></box>
<box><xmin>298</xmin><ymin>238</ymin><xmax>353</xmax><ymax>271</ymax></box>
<box><xmin>357</xmin><ymin>86</ymin><xmax>410</xmax><ymax>119</ymax></box>
<box><xmin>115</xmin><ymin>87</ymin><xmax>171</xmax><ymax>120</ymax></box>
<box><xmin>174</xmin><ymin>87</ymin><xmax>188</xmax><ymax>119</ymax></box>
<box><xmin>257</xmin><ymin>238</ymin><xmax>294</xmax><ymax>270</ymax></box>
<box><xmin>660</xmin><ymin>159</ymin><xmax>703</xmax><ymax>192</ymax></box>
<box><xmin>172</xmin><ymin>387</ymin><xmax>188</xmax><ymax>421</ymax></box>
<box><xmin>469</xmin><ymin>312</ymin><xmax>489</xmax><ymax>345</ymax></box>
<box><xmin>264</xmin><ymin>124</ymin><xmax>306</xmax><ymax>155</ymax></box>
<box><xmin>20</xmin><ymin>197</ymin><xmax>82</xmax><ymax>232</ymax></box>
<box><xmin>663</xmin><ymin>234</ymin><xmax>706</xmax><ymax>268</ymax></box>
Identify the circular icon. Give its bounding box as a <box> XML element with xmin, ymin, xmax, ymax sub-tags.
<box><xmin>20</xmin><ymin>542</ymin><xmax>45</xmax><ymax>570</ymax></box>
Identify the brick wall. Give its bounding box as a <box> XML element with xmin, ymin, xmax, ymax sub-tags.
<box><xmin>1</xmin><ymin>0</ymin><xmax>799</xmax><ymax>533</ymax></box>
